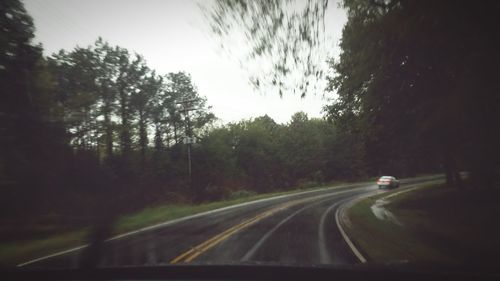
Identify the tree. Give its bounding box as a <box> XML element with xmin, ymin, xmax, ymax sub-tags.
<box><xmin>115</xmin><ymin>48</ymin><xmax>147</xmax><ymax>159</ymax></box>
<box><xmin>149</xmin><ymin>76</ymin><xmax>171</xmax><ymax>153</ymax></box>
<box><xmin>165</xmin><ymin>72</ymin><xmax>215</xmax><ymax>145</ymax></box>
<box><xmin>204</xmin><ymin>0</ymin><xmax>329</xmax><ymax>96</ymax></box>
<box><xmin>93</xmin><ymin>38</ymin><xmax>119</xmax><ymax>158</ymax></box>
<box><xmin>281</xmin><ymin>112</ymin><xmax>327</xmax><ymax>182</ymax></box>
<box><xmin>1</xmin><ymin>0</ymin><xmax>44</xmax><ymax>190</ymax></box>
<box><xmin>194</xmin><ymin>126</ymin><xmax>241</xmax><ymax>200</ymax></box>
<box><xmin>325</xmin><ymin>0</ymin><xmax>500</xmax><ymax>187</ymax></box>
<box><xmin>232</xmin><ymin>116</ymin><xmax>286</xmax><ymax>191</ymax></box>
<box><xmin>49</xmin><ymin>47</ymin><xmax>100</xmax><ymax>151</ymax></box>
<box><xmin>0</xmin><ymin>0</ymin><xmax>71</xmax><ymax>215</ymax></box>
<box><xmin>131</xmin><ymin>70</ymin><xmax>163</xmax><ymax>164</ymax></box>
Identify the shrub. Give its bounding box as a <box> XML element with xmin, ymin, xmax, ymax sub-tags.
<box><xmin>228</xmin><ymin>189</ymin><xmax>257</xmax><ymax>200</ymax></box>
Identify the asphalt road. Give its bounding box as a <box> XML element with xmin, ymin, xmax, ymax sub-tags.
<box><xmin>22</xmin><ymin>176</ymin><xmax>443</xmax><ymax>268</ymax></box>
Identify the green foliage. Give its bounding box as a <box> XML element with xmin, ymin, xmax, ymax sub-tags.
<box><xmin>0</xmin><ymin>0</ymin><xmax>71</xmax><ymax>217</ymax></box>
<box><xmin>228</xmin><ymin>190</ymin><xmax>257</xmax><ymax>200</ymax></box>
<box><xmin>204</xmin><ymin>0</ymin><xmax>329</xmax><ymax>96</ymax></box>
<box><xmin>194</xmin><ymin>112</ymin><xmax>367</xmax><ymax>195</ymax></box>
<box><xmin>325</xmin><ymin>0</ymin><xmax>500</xmax><ymax>185</ymax></box>
<box><xmin>1</xmin><ymin>0</ymin><xmax>218</xmax><ymax>222</ymax></box>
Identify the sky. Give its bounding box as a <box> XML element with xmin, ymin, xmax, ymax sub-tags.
<box><xmin>23</xmin><ymin>0</ymin><xmax>347</xmax><ymax>124</ymax></box>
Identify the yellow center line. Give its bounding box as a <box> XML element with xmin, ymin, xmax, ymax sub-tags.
<box><xmin>170</xmin><ymin>214</ymin><xmax>262</xmax><ymax>263</ymax></box>
<box><xmin>183</xmin><ymin>213</ymin><xmax>268</xmax><ymax>262</ymax></box>
<box><xmin>170</xmin><ymin>196</ymin><xmax>321</xmax><ymax>264</ymax></box>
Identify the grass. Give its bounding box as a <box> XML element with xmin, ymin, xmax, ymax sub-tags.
<box><xmin>113</xmin><ymin>180</ymin><xmax>354</xmax><ymax>234</ymax></box>
<box><xmin>0</xmin><ymin>180</ymin><xmax>354</xmax><ymax>266</ymax></box>
<box><xmin>346</xmin><ymin>182</ymin><xmax>500</xmax><ymax>269</ymax></box>
<box><xmin>0</xmin><ymin>230</ymin><xmax>88</xmax><ymax>266</ymax></box>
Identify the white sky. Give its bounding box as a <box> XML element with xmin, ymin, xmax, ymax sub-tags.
<box><xmin>23</xmin><ymin>0</ymin><xmax>347</xmax><ymax>124</ymax></box>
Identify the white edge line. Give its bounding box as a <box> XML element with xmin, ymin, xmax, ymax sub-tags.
<box><xmin>335</xmin><ymin>199</ymin><xmax>368</xmax><ymax>263</ymax></box>
<box><xmin>334</xmin><ymin>178</ymin><xmax>446</xmax><ymax>264</ymax></box>
<box><xmin>318</xmin><ymin>201</ymin><xmax>341</xmax><ymax>264</ymax></box>
<box><xmin>17</xmin><ymin>245</ymin><xmax>89</xmax><ymax>267</ymax></box>
<box><xmin>106</xmin><ymin>182</ymin><xmax>369</xmax><ymax>242</ymax></box>
<box><xmin>17</xmin><ymin>182</ymin><xmax>369</xmax><ymax>267</ymax></box>
<box><xmin>18</xmin><ymin>175</ymin><xmax>444</xmax><ymax>267</ymax></box>
<box><xmin>242</xmin><ymin>191</ymin><xmax>354</xmax><ymax>262</ymax></box>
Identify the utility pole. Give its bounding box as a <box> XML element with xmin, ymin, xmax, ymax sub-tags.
<box><xmin>176</xmin><ymin>99</ymin><xmax>199</xmax><ymax>185</ymax></box>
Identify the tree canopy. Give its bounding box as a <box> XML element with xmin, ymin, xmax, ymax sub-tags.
<box><xmin>2</xmin><ymin>0</ymin><xmax>499</xmax><ymax>253</ymax></box>
<box><xmin>204</xmin><ymin>0</ymin><xmax>329</xmax><ymax>97</ymax></box>
<box><xmin>325</xmin><ymin>0</ymin><xmax>500</xmax><ymax>187</ymax></box>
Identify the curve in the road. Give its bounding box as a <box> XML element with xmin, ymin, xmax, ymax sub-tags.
<box><xmin>242</xmin><ymin>193</ymin><xmax>358</xmax><ymax>263</ymax></box>
<box><xmin>19</xmin><ymin>176</ymin><xmax>443</xmax><ymax>268</ymax></box>
<box><xmin>172</xmin><ymin>191</ymin><xmax>355</xmax><ymax>264</ymax></box>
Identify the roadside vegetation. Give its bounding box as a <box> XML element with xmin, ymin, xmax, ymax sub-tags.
<box><xmin>2</xmin><ymin>0</ymin><xmax>499</xmax><ymax>269</ymax></box>
<box><xmin>0</xmin><ymin>180</ymin><xmax>355</xmax><ymax>265</ymax></box>
<box><xmin>346</xmin><ymin>183</ymin><xmax>500</xmax><ymax>269</ymax></box>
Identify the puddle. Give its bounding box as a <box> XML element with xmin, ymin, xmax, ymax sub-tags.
<box><xmin>370</xmin><ymin>197</ymin><xmax>403</xmax><ymax>226</ymax></box>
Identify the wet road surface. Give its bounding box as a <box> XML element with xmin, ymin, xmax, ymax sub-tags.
<box><xmin>22</xmin><ymin>176</ymin><xmax>442</xmax><ymax>268</ymax></box>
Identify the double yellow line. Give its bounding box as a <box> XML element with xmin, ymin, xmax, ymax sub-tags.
<box><xmin>170</xmin><ymin>200</ymin><xmax>304</xmax><ymax>263</ymax></box>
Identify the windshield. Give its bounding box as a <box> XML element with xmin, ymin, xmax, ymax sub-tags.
<box><xmin>1</xmin><ymin>0</ymin><xmax>499</xmax><ymax>274</ymax></box>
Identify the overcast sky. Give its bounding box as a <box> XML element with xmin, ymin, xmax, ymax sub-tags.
<box><xmin>23</xmin><ymin>0</ymin><xmax>347</xmax><ymax>124</ymax></box>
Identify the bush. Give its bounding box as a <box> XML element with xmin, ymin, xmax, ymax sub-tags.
<box><xmin>296</xmin><ymin>179</ymin><xmax>321</xmax><ymax>189</ymax></box>
<box><xmin>311</xmin><ymin>170</ymin><xmax>325</xmax><ymax>184</ymax></box>
<box><xmin>203</xmin><ymin>184</ymin><xmax>231</xmax><ymax>201</ymax></box>
<box><xmin>162</xmin><ymin>191</ymin><xmax>189</xmax><ymax>204</ymax></box>
<box><xmin>228</xmin><ymin>189</ymin><xmax>257</xmax><ymax>200</ymax></box>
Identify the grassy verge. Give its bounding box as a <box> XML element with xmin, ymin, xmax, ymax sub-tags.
<box><xmin>114</xmin><ymin>180</ymin><xmax>359</xmax><ymax>234</ymax></box>
<box><xmin>346</xmin><ymin>183</ymin><xmax>500</xmax><ymax>268</ymax></box>
<box><xmin>0</xmin><ymin>230</ymin><xmax>88</xmax><ymax>266</ymax></box>
<box><xmin>1</xmin><ymin>180</ymin><xmax>353</xmax><ymax>266</ymax></box>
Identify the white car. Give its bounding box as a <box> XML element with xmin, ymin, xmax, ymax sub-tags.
<box><xmin>377</xmin><ymin>176</ymin><xmax>400</xmax><ymax>189</ymax></box>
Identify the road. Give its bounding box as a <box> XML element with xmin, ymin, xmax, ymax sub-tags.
<box><xmin>22</xmin><ymin>176</ymin><xmax>443</xmax><ymax>268</ymax></box>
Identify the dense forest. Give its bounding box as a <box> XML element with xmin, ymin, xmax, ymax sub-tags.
<box><xmin>324</xmin><ymin>0</ymin><xmax>500</xmax><ymax>189</ymax></box>
<box><xmin>2</xmin><ymin>0</ymin><xmax>499</xmax><ymax>238</ymax></box>
<box><xmin>207</xmin><ymin>0</ymin><xmax>500</xmax><ymax>191</ymax></box>
<box><xmin>0</xmin><ymin>1</ymin><xmax>373</xmax><ymax>224</ymax></box>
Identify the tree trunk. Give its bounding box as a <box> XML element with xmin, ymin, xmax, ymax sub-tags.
<box><xmin>452</xmin><ymin>164</ymin><xmax>462</xmax><ymax>189</ymax></box>
<box><xmin>103</xmin><ymin>103</ymin><xmax>113</xmax><ymax>158</ymax></box>
<box><xmin>173</xmin><ymin>122</ymin><xmax>178</xmax><ymax>144</ymax></box>
<box><xmin>444</xmin><ymin>149</ymin><xmax>455</xmax><ymax>188</ymax></box>
<box><xmin>119</xmin><ymin>89</ymin><xmax>131</xmax><ymax>157</ymax></box>
<box><xmin>444</xmin><ymin>147</ymin><xmax>463</xmax><ymax>189</ymax></box>
<box><xmin>139</xmin><ymin>110</ymin><xmax>147</xmax><ymax>165</ymax></box>
<box><xmin>154</xmin><ymin>122</ymin><xmax>163</xmax><ymax>152</ymax></box>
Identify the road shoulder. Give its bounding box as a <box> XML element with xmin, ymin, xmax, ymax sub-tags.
<box><xmin>6</xmin><ymin>181</ymin><xmax>366</xmax><ymax>267</ymax></box>
<box><xmin>340</xmin><ymin>182</ymin><xmax>500</xmax><ymax>270</ymax></box>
